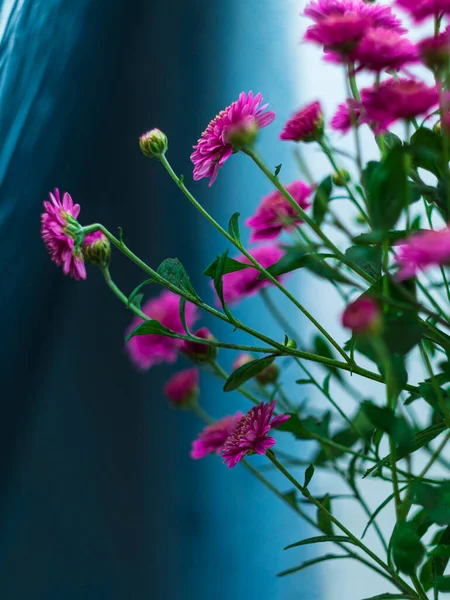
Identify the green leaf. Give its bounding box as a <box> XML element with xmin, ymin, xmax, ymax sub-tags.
<box><xmin>277</xmin><ymin>554</ymin><xmax>348</xmax><ymax>578</ymax></box>
<box><xmin>304</xmin><ymin>464</ymin><xmax>315</xmax><ymax>488</ymax></box>
<box><xmin>420</xmin><ymin>558</ymin><xmax>434</xmax><ymax>592</ymax></box>
<box><xmin>277</xmin><ymin>413</ymin><xmax>330</xmax><ymax>441</ymax></box>
<box><xmin>265</xmin><ymin>245</ymin><xmax>354</xmax><ymax>284</ymax></box>
<box><xmin>157</xmin><ymin>257</ymin><xmax>200</xmax><ymax>299</ymax></box>
<box><xmin>392</xmin><ymin>522</ymin><xmax>425</xmax><ymax>575</ymax></box>
<box><xmin>429</xmin><ymin>545</ymin><xmax>450</xmax><ymax>558</ymax></box>
<box><xmin>362</xmin><ymin>401</ymin><xmax>412</xmax><ymax>450</ymax></box>
<box><xmin>361</xmin><ymin>595</ymin><xmax>415</xmax><ymax>600</ymax></box>
<box><xmin>362</xmin><ymin>488</ymin><xmax>407</xmax><ymax>539</ymax></box>
<box><xmin>274</xmin><ymin>164</ymin><xmax>282</xmax><ymax>177</ymax></box>
<box><xmin>204</xmin><ymin>256</ymin><xmax>250</xmax><ymax>278</ymax></box>
<box><xmin>345</xmin><ymin>245</ymin><xmax>381</xmax><ymax>279</ymax></box>
<box><xmin>317</xmin><ymin>494</ymin><xmax>333</xmax><ymax>535</ymax></box>
<box><xmin>410</xmin><ymin>127</ymin><xmax>444</xmax><ymax>179</ymax></box>
<box><xmin>282</xmin><ymin>490</ymin><xmax>298</xmax><ymax>510</ymax></box>
<box><xmin>312</xmin><ymin>175</ymin><xmax>333</xmax><ymax>225</ymax></box>
<box><xmin>436</xmin><ymin>576</ymin><xmax>450</xmax><ymax>592</ymax></box>
<box><xmin>228</xmin><ymin>212</ymin><xmax>241</xmax><ymax>244</ymax></box>
<box><xmin>223</xmin><ymin>355</ymin><xmax>276</xmax><ymax>392</ymax></box>
<box><xmin>414</xmin><ymin>482</ymin><xmax>450</xmax><ymax>525</ymax></box>
<box><xmin>179</xmin><ymin>297</ymin><xmax>190</xmax><ymax>335</ymax></box>
<box><xmin>284</xmin><ymin>535</ymin><xmax>356</xmax><ymax>550</ymax></box>
<box><xmin>125</xmin><ymin>319</ymin><xmax>174</xmax><ymax>342</ymax></box>
<box><xmin>363</xmin><ymin>146</ymin><xmax>408</xmax><ymax>231</ymax></box>
<box><xmin>131</xmin><ymin>293</ymin><xmax>144</xmax><ymax>310</ymax></box>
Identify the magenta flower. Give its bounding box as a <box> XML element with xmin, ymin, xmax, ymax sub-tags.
<box><xmin>280</xmin><ymin>101</ymin><xmax>324</xmax><ymax>142</ymax></box>
<box><xmin>246</xmin><ymin>181</ymin><xmax>312</xmax><ymax>242</ymax></box>
<box><xmin>180</xmin><ymin>327</ymin><xmax>218</xmax><ymax>364</ymax></box>
<box><xmin>419</xmin><ymin>29</ymin><xmax>450</xmax><ymax>71</ymax></box>
<box><xmin>396</xmin><ymin>228</ymin><xmax>450</xmax><ymax>280</ymax></box>
<box><xmin>342</xmin><ymin>297</ymin><xmax>381</xmax><ymax>334</ymax></box>
<box><xmin>164</xmin><ymin>368</ymin><xmax>199</xmax><ymax>407</ymax></box>
<box><xmin>396</xmin><ymin>0</ymin><xmax>450</xmax><ymax>23</ymax></box>
<box><xmin>361</xmin><ymin>78</ymin><xmax>439</xmax><ymax>132</ymax></box>
<box><xmin>304</xmin><ymin>0</ymin><xmax>406</xmax><ymax>33</ymax></box>
<box><xmin>126</xmin><ymin>290</ymin><xmax>198</xmax><ymax>370</ymax></box>
<box><xmin>220</xmin><ymin>245</ymin><xmax>284</xmax><ymax>305</ymax></box>
<box><xmin>222</xmin><ymin>401</ymin><xmax>290</xmax><ymax>468</ymax></box>
<box><xmin>305</xmin><ymin>13</ymin><xmax>370</xmax><ymax>55</ymax></box>
<box><xmin>191</xmin><ymin>413</ymin><xmax>243</xmax><ymax>459</ymax></box>
<box><xmin>191</xmin><ymin>92</ymin><xmax>276</xmax><ymax>186</ymax></box>
<box><xmin>41</xmin><ymin>188</ymin><xmax>86</xmax><ymax>280</ymax></box>
<box><xmin>352</xmin><ymin>27</ymin><xmax>418</xmax><ymax>72</ymax></box>
<box><xmin>330</xmin><ymin>98</ymin><xmax>363</xmax><ymax>133</ymax></box>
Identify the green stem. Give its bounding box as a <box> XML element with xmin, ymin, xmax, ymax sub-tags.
<box><xmin>266</xmin><ymin>451</ymin><xmax>417</xmax><ymax>598</ymax></box>
<box><xmin>420</xmin><ymin>341</ymin><xmax>450</xmax><ymax>428</ymax></box>
<box><xmin>210</xmin><ymin>360</ymin><xmax>260</xmax><ymax>405</ymax></box>
<box><xmin>411</xmin><ymin>573</ymin><xmax>429</xmax><ymax>600</ymax></box>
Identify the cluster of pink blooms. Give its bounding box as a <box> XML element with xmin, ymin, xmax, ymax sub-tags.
<box><xmin>191</xmin><ymin>401</ymin><xmax>289</xmax><ymax>468</ymax></box>
<box><xmin>395</xmin><ymin>228</ymin><xmax>450</xmax><ymax>280</ymax></box>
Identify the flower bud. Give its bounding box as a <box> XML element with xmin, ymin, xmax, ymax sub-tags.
<box><xmin>164</xmin><ymin>368</ymin><xmax>199</xmax><ymax>408</ymax></box>
<box><xmin>82</xmin><ymin>231</ymin><xmax>111</xmax><ymax>268</ymax></box>
<box><xmin>180</xmin><ymin>327</ymin><xmax>218</xmax><ymax>364</ymax></box>
<box><xmin>342</xmin><ymin>297</ymin><xmax>382</xmax><ymax>335</ymax></box>
<box><xmin>332</xmin><ymin>169</ymin><xmax>351</xmax><ymax>187</ymax></box>
<box><xmin>434</xmin><ymin>120</ymin><xmax>442</xmax><ymax>135</ymax></box>
<box><xmin>139</xmin><ymin>128</ymin><xmax>168</xmax><ymax>159</ymax></box>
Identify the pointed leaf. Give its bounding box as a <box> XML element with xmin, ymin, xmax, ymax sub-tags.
<box><xmin>304</xmin><ymin>464</ymin><xmax>315</xmax><ymax>488</ymax></box>
<box><xmin>228</xmin><ymin>212</ymin><xmax>241</xmax><ymax>243</ymax></box>
<box><xmin>125</xmin><ymin>319</ymin><xmax>175</xmax><ymax>342</ymax></box>
<box><xmin>204</xmin><ymin>256</ymin><xmax>250</xmax><ymax>277</ymax></box>
<box><xmin>285</xmin><ymin>535</ymin><xmax>355</xmax><ymax>550</ymax></box>
<box><xmin>223</xmin><ymin>355</ymin><xmax>276</xmax><ymax>392</ymax></box>
<box><xmin>277</xmin><ymin>554</ymin><xmax>348</xmax><ymax>578</ymax></box>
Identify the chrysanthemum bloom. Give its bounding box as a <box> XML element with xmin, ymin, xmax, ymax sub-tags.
<box><xmin>361</xmin><ymin>78</ymin><xmax>439</xmax><ymax>132</ymax></box>
<box><xmin>126</xmin><ymin>290</ymin><xmax>198</xmax><ymax>370</ymax></box>
<box><xmin>396</xmin><ymin>228</ymin><xmax>450</xmax><ymax>279</ymax></box>
<box><xmin>330</xmin><ymin>98</ymin><xmax>363</xmax><ymax>133</ymax></box>
<box><xmin>342</xmin><ymin>297</ymin><xmax>382</xmax><ymax>334</ymax></box>
<box><xmin>41</xmin><ymin>188</ymin><xmax>86</xmax><ymax>280</ymax></box>
<box><xmin>180</xmin><ymin>327</ymin><xmax>218</xmax><ymax>364</ymax></box>
<box><xmin>220</xmin><ymin>245</ymin><xmax>284</xmax><ymax>305</ymax></box>
<box><xmin>280</xmin><ymin>101</ymin><xmax>324</xmax><ymax>142</ymax></box>
<box><xmin>419</xmin><ymin>29</ymin><xmax>450</xmax><ymax>72</ymax></box>
<box><xmin>164</xmin><ymin>368</ymin><xmax>199</xmax><ymax>408</ymax></box>
<box><xmin>304</xmin><ymin>0</ymin><xmax>406</xmax><ymax>33</ymax></box>
<box><xmin>221</xmin><ymin>401</ymin><xmax>290</xmax><ymax>468</ymax></box>
<box><xmin>82</xmin><ymin>231</ymin><xmax>111</xmax><ymax>268</ymax></box>
<box><xmin>352</xmin><ymin>27</ymin><xmax>418</xmax><ymax>72</ymax></box>
<box><xmin>396</xmin><ymin>0</ymin><xmax>450</xmax><ymax>23</ymax></box>
<box><xmin>191</xmin><ymin>92</ymin><xmax>276</xmax><ymax>186</ymax></box>
<box><xmin>305</xmin><ymin>13</ymin><xmax>370</xmax><ymax>56</ymax></box>
<box><xmin>246</xmin><ymin>181</ymin><xmax>312</xmax><ymax>242</ymax></box>
<box><xmin>191</xmin><ymin>412</ymin><xmax>243</xmax><ymax>459</ymax></box>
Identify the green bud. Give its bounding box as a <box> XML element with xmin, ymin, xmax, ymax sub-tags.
<box><xmin>332</xmin><ymin>169</ymin><xmax>351</xmax><ymax>187</ymax></box>
<box><xmin>139</xmin><ymin>128</ymin><xmax>168</xmax><ymax>159</ymax></box>
<box><xmin>82</xmin><ymin>232</ymin><xmax>111</xmax><ymax>268</ymax></box>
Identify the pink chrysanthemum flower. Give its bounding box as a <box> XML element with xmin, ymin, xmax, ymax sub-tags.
<box><xmin>342</xmin><ymin>297</ymin><xmax>381</xmax><ymax>334</ymax></box>
<box><xmin>396</xmin><ymin>0</ymin><xmax>450</xmax><ymax>23</ymax></box>
<box><xmin>361</xmin><ymin>78</ymin><xmax>439</xmax><ymax>132</ymax></box>
<box><xmin>221</xmin><ymin>401</ymin><xmax>290</xmax><ymax>468</ymax></box>
<box><xmin>396</xmin><ymin>228</ymin><xmax>450</xmax><ymax>280</ymax></box>
<box><xmin>352</xmin><ymin>27</ymin><xmax>418</xmax><ymax>72</ymax></box>
<box><xmin>41</xmin><ymin>188</ymin><xmax>86</xmax><ymax>280</ymax></box>
<box><xmin>126</xmin><ymin>290</ymin><xmax>198</xmax><ymax>370</ymax></box>
<box><xmin>246</xmin><ymin>181</ymin><xmax>312</xmax><ymax>242</ymax></box>
<box><xmin>191</xmin><ymin>92</ymin><xmax>276</xmax><ymax>186</ymax></box>
<box><xmin>330</xmin><ymin>98</ymin><xmax>363</xmax><ymax>133</ymax></box>
<box><xmin>419</xmin><ymin>29</ymin><xmax>450</xmax><ymax>71</ymax></box>
<box><xmin>220</xmin><ymin>245</ymin><xmax>284</xmax><ymax>305</ymax></box>
<box><xmin>164</xmin><ymin>368</ymin><xmax>199</xmax><ymax>407</ymax></box>
<box><xmin>280</xmin><ymin>101</ymin><xmax>324</xmax><ymax>142</ymax></box>
<box><xmin>304</xmin><ymin>0</ymin><xmax>406</xmax><ymax>33</ymax></box>
<box><xmin>305</xmin><ymin>13</ymin><xmax>370</xmax><ymax>55</ymax></box>
<box><xmin>191</xmin><ymin>412</ymin><xmax>243</xmax><ymax>459</ymax></box>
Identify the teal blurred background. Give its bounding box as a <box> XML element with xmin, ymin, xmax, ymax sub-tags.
<box><xmin>0</xmin><ymin>1</ymin><xmax>318</xmax><ymax>597</ymax></box>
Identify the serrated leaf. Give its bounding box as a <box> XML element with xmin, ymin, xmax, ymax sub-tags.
<box><xmin>157</xmin><ymin>257</ymin><xmax>200</xmax><ymax>299</ymax></box>
<box><xmin>304</xmin><ymin>464</ymin><xmax>315</xmax><ymax>488</ymax></box>
<box><xmin>125</xmin><ymin>319</ymin><xmax>174</xmax><ymax>342</ymax></box>
<box><xmin>228</xmin><ymin>212</ymin><xmax>241</xmax><ymax>243</ymax></box>
<box><xmin>284</xmin><ymin>535</ymin><xmax>355</xmax><ymax>550</ymax></box>
<box><xmin>223</xmin><ymin>355</ymin><xmax>276</xmax><ymax>392</ymax></box>
<box><xmin>277</xmin><ymin>554</ymin><xmax>348</xmax><ymax>578</ymax></box>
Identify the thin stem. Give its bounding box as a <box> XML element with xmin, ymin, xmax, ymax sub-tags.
<box><xmin>420</xmin><ymin>341</ymin><xmax>450</xmax><ymax>428</ymax></box>
<box><xmin>411</xmin><ymin>573</ymin><xmax>429</xmax><ymax>600</ymax></box>
<box><xmin>159</xmin><ymin>154</ymin><xmax>351</xmax><ymax>364</ymax></box>
<box><xmin>266</xmin><ymin>451</ymin><xmax>417</xmax><ymax>597</ymax></box>
<box><xmin>210</xmin><ymin>360</ymin><xmax>260</xmax><ymax>405</ymax></box>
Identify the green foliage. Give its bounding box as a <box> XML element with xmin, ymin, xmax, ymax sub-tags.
<box><xmin>204</xmin><ymin>255</ymin><xmax>250</xmax><ymax>277</ymax></box>
<box><xmin>125</xmin><ymin>319</ymin><xmax>174</xmax><ymax>342</ymax></box>
<box><xmin>413</xmin><ymin>482</ymin><xmax>450</xmax><ymax>525</ymax></box>
<box><xmin>157</xmin><ymin>257</ymin><xmax>200</xmax><ymax>300</ymax></box>
<box><xmin>277</xmin><ymin>554</ymin><xmax>348</xmax><ymax>578</ymax></box>
<box><xmin>312</xmin><ymin>175</ymin><xmax>333</xmax><ymax>225</ymax></box>
<box><xmin>317</xmin><ymin>494</ymin><xmax>333</xmax><ymax>535</ymax></box>
<box><xmin>362</xmin><ymin>402</ymin><xmax>412</xmax><ymax>451</ymax></box>
<box><xmin>228</xmin><ymin>212</ymin><xmax>242</xmax><ymax>244</ymax></box>
<box><xmin>284</xmin><ymin>534</ymin><xmax>356</xmax><ymax>550</ymax></box>
<box><xmin>391</xmin><ymin>521</ymin><xmax>425</xmax><ymax>575</ymax></box>
<box><xmin>223</xmin><ymin>355</ymin><xmax>276</xmax><ymax>392</ymax></box>
<box><xmin>304</xmin><ymin>464</ymin><xmax>315</xmax><ymax>488</ymax></box>
<box><xmin>345</xmin><ymin>245</ymin><xmax>381</xmax><ymax>279</ymax></box>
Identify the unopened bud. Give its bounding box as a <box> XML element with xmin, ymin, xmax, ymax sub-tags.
<box><xmin>333</xmin><ymin>169</ymin><xmax>351</xmax><ymax>187</ymax></box>
<box><xmin>225</xmin><ymin>119</ymin><xmax>259</xmax><ymax>150</ymax></box>
<box><xmin>180</xmin><ymin>328</ymin><xmax>218</xmax><ymax>364</ymax></box>
<box><xmin>82</xmin><ymin>231</ymin><xmax>111</xmax><ymax>268</ymax></box>
<box><xmin>342</xmin><ymin>297</ymin><xmax>382</xmax><ymax>335</ymax></box>
<box><xmin>164</xmin><ymin>368</ymin><xmax>199</xmax><ymax>409</ymax></box>
<box><xmin>139</xmin><ymin>128</ymin><xmax>168</xmax><ymax>159</ymax></box>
